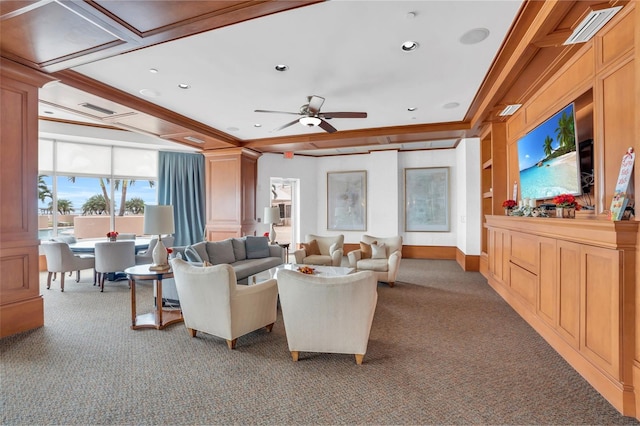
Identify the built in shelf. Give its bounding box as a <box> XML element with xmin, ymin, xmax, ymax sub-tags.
<box><xmin>483</xmin><ymin>192</ymin><xmax>493</xmax><ymax>198</ymax></box>
<box><xmin>482</xmin><ymin>159</ymin><xmax>492</xmax><ymax>169</ymax></box>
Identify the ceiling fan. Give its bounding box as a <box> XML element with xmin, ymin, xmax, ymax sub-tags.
<box><xmin>254</xmin><ymin>95</ymin><xmax>367</xmax><ymax>133</ymax></box>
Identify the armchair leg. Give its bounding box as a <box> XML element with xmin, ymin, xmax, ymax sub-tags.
<box><xmin>388</xmin><ymin>281</ymin><xmax>395</xmax><ymax>288</ymax></box>
<box><xmin>187</xmin><ymin>328</ymin><xmax>197</xmax><ymax>337</ymax></box>
<box><xmin>265</xmin><ymin>323</ymin><xmax>274</xmax><ymax>332</ymax></box>
<box><xmin>47</xmin><ymin>272</ymin><xmax>53</xmax><ymax>289</ymax></box>
<box><xmin>75</xmin><ymin>270</ymin><xmax>80</xmax><ymax>282</ymax></box>
<box><xmin>60</xmin><ymin>274</ymin><xmax>65</xmax><ymax>292</ymax></box>
<box><xmin>355</xmin><ymin>354</ymin><xmax>365</xmax><ymax>365</ymax></box>
<box><xmin>226</xmin><ymin>339</ymin><xmax>237</xmax><ymax>350</ymax></box>
<box><xmin>291</xmin><ymin>351</ymin><xmax>299</xmax><ymax>362</ymax></box>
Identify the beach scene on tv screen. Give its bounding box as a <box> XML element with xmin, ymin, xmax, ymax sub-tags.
<box><xmin>517</xmin><ymin>104</ymin><xmax>581</xmax><ymax>200</ymax></box>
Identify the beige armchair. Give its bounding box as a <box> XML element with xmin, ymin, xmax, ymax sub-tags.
<box><xmin>170</xmin><ymin>258</ymin><xmax>278</xmax><ymax>349</ymax></box>
<box><xmin>292</xmin><ymin>234</ymin><xmax>344</xmax><ymax>266</ymax></box>
<box><xmin>348</xmin><ymin>235</ymin><xmax>403</xmax><ymax>287</ymax></box>
<box><xmin>277</xmin><ymin>269</ymin><xmax>377</xmax><ymax>364</ymax></box>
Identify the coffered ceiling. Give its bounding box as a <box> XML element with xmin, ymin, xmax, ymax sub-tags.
<box><xmin>1</xmin><ymin>0</ymin><xmax>621</xmax><ymax>156</ymax></box>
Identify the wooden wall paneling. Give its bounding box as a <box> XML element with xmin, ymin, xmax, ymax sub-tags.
<box><xmin>509</xmin><ymin>262</ymin><xmax>537</xmax><ymax>309</ymax></box>
<box><xmin>0</xmin><ymin>59</ymin><xmax>55</xmax><ymax>337</ymax></box>
<box><xmin>581</xmin><ymin>245</ymin><xmax>620</xmax><ymax>378</ymax></box>
<box><xmin>240</xmin><ymin>154</ymin><xmax>257</xmax><ymax>237</ymax></box>
<box><xmin>597</xmin><ymin>4</ymin><xmax>635</xmax><ymax>70</ymax></box>
<box><xmin>557</xmin><ymin>240</ymin><xmax>581</xmax><ymax>347</ymax></box>
<box><xmin>538</xmin><ymin>237</ymin><xmax>557</xmax><ymax>326</ymax></box>
<box><xmin>598</xmin><ymin>59</ymin><xmax>635</xmax><ymax>213</ymax></box>
<box><xmin>634</xmin><ymin>2</ymin><xmax>640</xmax><ymax>417</ymax></box>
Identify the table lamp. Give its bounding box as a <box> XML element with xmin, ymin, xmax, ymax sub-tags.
<box><xmin>143</xmin><ymin>205</ymin><xmax>175</xmax><ymax>271</ymax></box>
<box><xmin>264</xmin><ymin>206</ymin><xmax>280</xmax><ymax>244</ymax></box>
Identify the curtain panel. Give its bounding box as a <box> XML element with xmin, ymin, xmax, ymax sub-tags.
<box><xmin>158</xmin><ymin>152</ymin><xmax>205</xmax><ymax>246</ymax></box>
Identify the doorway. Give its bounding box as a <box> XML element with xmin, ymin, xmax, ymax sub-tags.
<box><xmin>269</xmin><ymin>177</ymin><xmax>299</xmax><ymax>261</ymax></box>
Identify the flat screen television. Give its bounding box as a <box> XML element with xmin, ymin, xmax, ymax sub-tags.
<box><xmin>516</xmin><ymin>103</ymin><xmax>581</xmax><ymax>201</ymax></box>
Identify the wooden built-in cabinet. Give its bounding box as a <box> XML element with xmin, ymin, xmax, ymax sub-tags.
<box><xmin>486</xmin><ymin>215</ymin><xmax>638</xmax><ymax>416</ymax></box>
<box><xmin>202</xmin><ymin>148</ymin><xmax>261</xmax><ymax>241</ymax></box>
<box><xmin>479</xmin><ymin>122</ymin><xmax>507</xmax><ymax>276</ymax></box>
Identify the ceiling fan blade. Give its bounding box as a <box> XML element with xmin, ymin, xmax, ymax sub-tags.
<box><xmin>320</xmin><ymin>112</ymin><xmax>368</xmax><ymax>119</ymax></box>
<box><xmin>255</xmin><ymin>109</ymin><xmax>301</xmax><ymax>116</ymax></box>
<box><xmin>307</xmin><ymin>95</ymin><xmax>325</xmax><ymax>115</ymax></box>
<box><xmin>318</xmin><ymin>118</ymin><xmax>337</xmax><ymax>133</ymax></box>
<box><xmin>271</xmin><ymin>118</ymin><xmax>300</xmax><ymax>132</ymax></box>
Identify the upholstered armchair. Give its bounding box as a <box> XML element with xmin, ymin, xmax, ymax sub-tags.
<box><xmin>292</xmin><ymin>234</ymin><xmax>344</xmax><ymax>266</ymax></box>
<box><xmin>41</xmin><ymin>242</ymin><xmax>95</xmax><ymax>292</ymax></box>
<box><xmin>348</xmin><ymin>235</ymin><xmax>403</xmax><ymax>287</ymax></box>
<box><xmin>170</xmin><ymin>258</ymin><xmax>278</xmax><ymax>349</ymax></box>
<box><xmin>277</xmin><ymin>269</ymin><xmax>378</xmax><ymax>365</ymax></box>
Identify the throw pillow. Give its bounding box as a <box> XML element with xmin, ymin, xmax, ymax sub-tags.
<box><xmin>301</xmin><ymin>239</ymin><xmax>320</xmax><ymax>256</ymax></box>
<box><xmin>359</xmin><ymin>241</ymin><xmax>376</xmax><ymax>259</ymax></box>
<box><xmin>245</xmin><ymin>236</ymin><xmax>270</xmax><ymax>259</ymax></box>
<box><xmin>371</xmin><ymin>242</ymin><xmax>387</xmax><ymax>259</ymax></box>
<box><xmin>206</xmin><ymin>239</ymin><xmax>236</xmax><ymax>265</ymax></box>
<box><xmin>231</xmin><ymin>238</ymin><xmax>247</xmax><ymax>261</ymax></box>
<box><xmin>184</xmin><ymin>246</ymin><xmax>203</xmax><ymax>262</ymax></box>
<box><xmin>187</xmin><ymin>241</ymin><xmax>208</xmax><ymax>263</ymax></box>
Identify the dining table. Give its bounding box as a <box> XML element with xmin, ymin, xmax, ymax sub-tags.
<box><xmin>68</xmin><ymin>238</ymin><xmax>151</xmax><ymax>281</ymax></box>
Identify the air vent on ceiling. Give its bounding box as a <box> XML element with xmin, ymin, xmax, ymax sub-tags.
<box><xmin>564</xmin><ymin>6</ymin><xmax>622</xmax><ymax>45</ymax></box>
<box><xmin>184</xmin><ymin>136</ymin><xmax>204</xmax><ymax>144</ymax></box>
<box><xmin>499</xmin><ymin>104</ymin><xmax>522</xmax><ymax>116</ymax></box>
<box><xmin>79</xmin><ymin>102</ymin><xmax>115</xmax><ymax>115</ymax></box>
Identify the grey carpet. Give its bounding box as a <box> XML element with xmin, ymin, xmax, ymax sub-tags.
<box><xmin>1</xmin><ymin>259</ymin><xmax>638</xmax><ymax>425</ymax></box>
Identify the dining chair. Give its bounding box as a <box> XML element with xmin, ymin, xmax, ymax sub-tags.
<box><xmin>135</xmin><ymin>235</ymin><xmax>174</xmax><ymax>265</ymax></box>
<box><xmin>41</xmin><ymin>242</ymin><xmax>96</xmax><ymax>292</ymax></box>
<box><xmin>94</xmin><ymin>240</ymin><xmax>136</xmax><ymax>292</ymax></box>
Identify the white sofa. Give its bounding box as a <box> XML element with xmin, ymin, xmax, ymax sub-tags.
<box><xmin>292</xmin><ymin>234</ymin><xmax>344</xmax><ymax>266</ymax></box>
<box><xmin>277</xmin><ymin>269</ymin><xmax>378</xmax><ymax>364</ymax></box>
<box><xmin>170</xmin><ymin>258</ymin><xmax>278</xmax><ymax>349</ymax></box>
<box><xmin>347</xmin><ymin>235</ymin><xmax>403</xmax><ymax>287</ymax></box>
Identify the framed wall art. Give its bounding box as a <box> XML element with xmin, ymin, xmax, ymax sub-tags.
<box><xmin>404</xmin><ymin>167</ymin><xmax>449</xmax><ymax>232</ymax></box>
<box><xmin>327</xmin><ymin>170</ymin><xmax>367</xmax><ymax>231</ymax></box>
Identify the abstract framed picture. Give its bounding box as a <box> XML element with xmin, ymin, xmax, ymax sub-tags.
<box><xmin>404</xmin><ymin>167</ymin><xmax>449</xmax><ymax>232</ymax></box>
<box><xmin>327</xmin><ymin>170</ymin><xmax>367</xmax><ymax>231</ymax></box>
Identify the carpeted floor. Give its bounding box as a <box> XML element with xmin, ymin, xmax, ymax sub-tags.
<box><xmin>1</xmin><ymin>259</ymin><xmax>638</xmax><ymax>425</ymax></box>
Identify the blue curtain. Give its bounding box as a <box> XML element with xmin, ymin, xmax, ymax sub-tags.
<box><xmin>158</xmin><ymin>152</ymin><xmax>205</xmax><ymax>246</ymax></box>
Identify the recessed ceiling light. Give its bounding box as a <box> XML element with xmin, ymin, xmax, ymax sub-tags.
<box><xmin>149</xmin><ymin>68</ymin><xmax>159</xmax><ymax>74</ymax></box>
<box><xmin>254</xmin><ymin>123</ymin><xmax>262</xmax><ymax>127</ymax></box>
<box><xmin>178</xmin><ymin>83</ymin><xmax>190</xmax><ymax>89</ymax></box>
<box><xmin>274</xmin><ymin>64</ymin><xmax>289</xmax><ymax>72</ymax></box>
<box><xmin>139</xmin><ymin>88</ymin><xmax>160</xmax><ymax>97</ymax></box>
<box><xmin>406</xmin><ymin>12</ymin><xmax>416</xmax><ymax>19</ymax></box>
<box><xmin>407</xmin><ymin>107</ymin><xmax>417</xmax><ymax>111</ymax></box>
<box><xmin>401</xmin><ymin>41</ymin><xmax>419</xmax><ymax>52</ymax></box>
<box><xmin>227</xmin><ymin>127</ymin><xmax>240</xmax><ymax>132</ymax></box>
<box><xmin>460</xmin><ymin>28</ymin><xmax>490</xmax><ymax>45</ymax></box>
<box><xmin>443</xmin><ymin>102</ymin><xmax>460</xmax><ymax>109</ymax></box>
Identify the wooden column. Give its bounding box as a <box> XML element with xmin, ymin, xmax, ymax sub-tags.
<box><xmin>0</xmin><ymin>59</ymin><xmax>56</xmax><ymax>337</ymax></box>
<box><xmin>202</xmin><ymin>148</ymin><xmax>261</xmax><ymax>241</ymax></box>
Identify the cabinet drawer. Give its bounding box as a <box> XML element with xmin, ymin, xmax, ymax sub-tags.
<box><xmin>509</xmin><ymin>232</ymin><xmax>539</xmax><ymax>273</ymax></box>
<box><xmin>509</xmin><ymin>263</ymin><xmax>537</xmax><ymax>309</ymax></box>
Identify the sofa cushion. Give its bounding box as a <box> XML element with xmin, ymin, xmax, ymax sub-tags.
<box><xmin>371</xmin><ymin>242</ymin><xmax>387</xmax><ymax>259</ymax></box>
<box><xmin>358</xmin><ymin>258</ymin><xmax>389</xmax><ymax>272</ymax></box>
<box><xmin>233</xmin><ymin>257</ymin><xmax>283</xmax><ymax>280</ymax></box>
<box><xmin>231</xmin><ymin>238</ymin><xmax>247</xmax><ymax>261</ymax></box>
<box><xmin>206</xmin><ymin>239</ymin><xmax>236</xmax><ymax>265</ymax></box>
<box><xmin>245</xmin><ymin>236</ymin><xmax>270</xmax><ymax>259</ymax></box>
<box><xmin>301</xmin><ymin>239</ymin><xmax>320</xmax><ymax>256</ymax></box>
<box><xmin>185</xmin><ymin>241</ymin><xmax>208</xmax><ymax>263</ymax></box>
<box><xmin>303</xmin><ymin>254</ymin><xmax>332</xmax><ymax>266</ymax></box>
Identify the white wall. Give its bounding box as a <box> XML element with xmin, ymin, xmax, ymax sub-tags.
<box><xmin>257</xmin><ymin>143</ymin><xmax>481</xmax><ymax>256</ymax></box>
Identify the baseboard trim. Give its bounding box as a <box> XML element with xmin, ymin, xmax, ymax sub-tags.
<box><xmin>456</xmin><ymin>248</ymin><xmax>480</xmax><ymax>271</ymax></box>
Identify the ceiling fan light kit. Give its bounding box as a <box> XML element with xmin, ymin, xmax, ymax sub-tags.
<box><xmin>255</xmin><ymin>95</ymin><xmax>367</xmax><ymax>133</ymax></box>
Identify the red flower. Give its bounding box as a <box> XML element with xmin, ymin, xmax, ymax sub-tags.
<box><xmin>553</xmin><ymin>194</ymin><xmax>578</xmax><ymax>208</ymax></box>
<box><xmin>166</xmin><ymin>248</ymin><xmax>173</xmax><ymax>254</ymax></box>
<box><xmin>502</xmin><ymin>199</ymin><xmax>517</xmax><ymax>208</ymax></box>
<box><xmin>106</xmin><ymin>231</ymin><xmax>119</xmax><ymax>238</ymax></box>
<box><xmin>263</xmin><ymin>232</ymin><xmax>269</xmax><ymax>237</ymax></box>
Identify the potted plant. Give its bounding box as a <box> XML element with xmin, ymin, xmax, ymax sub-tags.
<box><xmin>106</xmin><ymin>231</ymin><xmax>119</xmax><ymax>241</ymax></box>
<box><xmin>553</xmin><ymin>194</ymin><xmax>581</xmax><ymax>218</ymax></box>
<box><xmin>502</xmin><ymin>199</ymin><xmax>517</xmax><ymax>215</ymax></box>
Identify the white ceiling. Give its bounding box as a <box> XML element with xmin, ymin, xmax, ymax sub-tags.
<box><xmin>40</xmin><ymin>0</ymin><xmax>524</xmax><ymax>154</ymax></box>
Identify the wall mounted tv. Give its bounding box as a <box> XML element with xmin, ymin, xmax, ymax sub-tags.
<box><xmin>517</xmin><ymin>103</ymin><xmax>581</xmax><ymax>201</ymax></box>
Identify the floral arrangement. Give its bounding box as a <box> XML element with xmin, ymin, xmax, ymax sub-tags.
<box><xmin>263</xmin><ymin>232</ymin><xmax>269</xmax><ymax>237</ymax></box>
<box><xmin>502</xmin><ymin>199</ymin><xmax>517</xmax><ymax>209</ymax></box>
<box><xmin>106</xmin><ymin>231</ymin><xmax>119</xmax><ymax>238</ymax></box>
<box><xmin>553</xmin><ymin>194</ymin><xmax>581</xmax><ymax>210</ymax></box>
<box><xmin>166</xmin><ymin>248</ymin><xmax>173</xmax><ymax>254</ymax></box>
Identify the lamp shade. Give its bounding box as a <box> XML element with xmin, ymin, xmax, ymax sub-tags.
<box><xmin>143</xmin><ymin>205</ymin><xmax>175</xmax><ymax>235</ymax></box>
<box><xmin>264</xmin><ymin>206</ymin><xmax>280</xmax><ymax>224</ymax></box>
